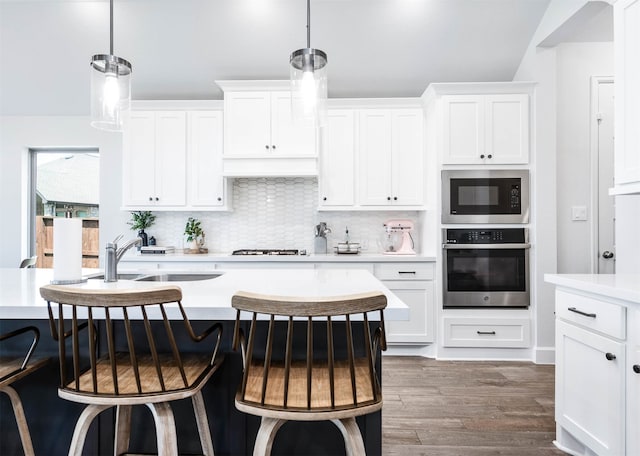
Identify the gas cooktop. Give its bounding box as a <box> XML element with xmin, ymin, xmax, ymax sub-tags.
<box><xmin>231</xmin><ymin>249</ymin><xmax>300</xmax><ymax>256</ymax></box>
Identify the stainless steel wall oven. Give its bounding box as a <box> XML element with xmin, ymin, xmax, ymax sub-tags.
<box><xmin>442</xmin><ymin>169</ymin><xmax>530</xmax><ymax>224</ymax></box>
<box><xmin>443</xmin><ymin>228</ymin><xmax>530</xmax><ymax>308</ymax></box>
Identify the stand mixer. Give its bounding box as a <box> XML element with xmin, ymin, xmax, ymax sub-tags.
<box><xmin>382</xmin><ymin>219</ymin><xmax>416</xmax><ymax>255</ymax></box>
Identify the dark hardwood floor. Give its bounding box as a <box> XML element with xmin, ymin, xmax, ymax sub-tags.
<box><xmin>382</xmin><ymin>356</ymin><xmax>566</xmax><ymax>456</ymax></box>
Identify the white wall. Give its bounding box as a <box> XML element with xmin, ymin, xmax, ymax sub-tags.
<box><xmin>556</xmin><ymin>42</ymin><xmax>613</xmax><ymax>273</ymax></box>
<box><xmin>0</xmin><ymin>116</ymin><xmax>126</xmax><ymax>268</ymax></box>
<box><xmin>615</xmin><ymin>195</ymin><xmax>640</xmax><ymax>273</ymax></box>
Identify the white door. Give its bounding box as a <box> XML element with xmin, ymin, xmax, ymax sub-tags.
<box><xmin>188</xmin><ymin>111</ymin><xmax>224</xmax><ymax>207</ymax></box>
<box><xmin>485</xmin><ymin>94</ymin><xmax>529</xmax><ymax>164</ymax></box>
<box><xmin>555</xmin><ymin>320</ymin><xmax>625</xmax><ymax>456</ymax></box>
<box><xmin>270</xmin><ymin>92</ymin><xmax>316</xmax><ymax>157</ymax></box>
<box><xmin>595</xmin><ymin>79</ymin><xmax>616</xmax><ymax>273</ymax></box>
<box><xmin>223</xmin><ymin>91</ymin><xmax>271</xmax><ymax>156</ymax></box>
<box><xmin>155</xmin><ymin>111</ymin><xmax>187</xmax><ymax>206</ymax></box>
<box><xmin>359</xmin><ymin>110</ymin><xmax>392</xmax><ymax>205</ymax></box>
<box><xmin>391</xmin><ymin>109</ymin><xmax>424</xmax><ymax>206</ymax></box>
<box><xmin>122</xmin><ymin>111</ymin><xmax>156</xmax><ymax>206</ymax></box>
<box><xmin>319</xmin><ymin>109</ymin><xmax>356</xmax><ymax>206</ymax></box>
<box><xmin>441</xmin><ymin>95</ymin><xmax>484</xmax><ymax>164</ymax></box>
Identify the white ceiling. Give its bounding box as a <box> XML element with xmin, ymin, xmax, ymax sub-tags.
<box><xmin>0</xmin><ymin>0</ymin><xmax>553</xmax><ymax>116</ymax></box>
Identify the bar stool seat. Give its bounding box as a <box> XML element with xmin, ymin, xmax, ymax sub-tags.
<box><xmin>1</xmin><ymin>326</ymin><xmax>49</xmax><ymax>456</ymax></box>
<box><xmin>40</xmin><ymin>284</ymin><xmax>223</xmax><ymax>456</ymax></box>
<box><xmin>232</xmin><ymin>290</ymin><xmax>387</xmax><ymax>455</ymax></box>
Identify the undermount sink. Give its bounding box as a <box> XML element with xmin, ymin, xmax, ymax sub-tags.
<box><xmin>136</xmin><ymin>273</ymin><xmax>222</xmax><ymax>282</ymax></box>
<box><xmin>87</xmin><ymin>272</ymin><xmax>222</xmax><ymax>282</ymax></box>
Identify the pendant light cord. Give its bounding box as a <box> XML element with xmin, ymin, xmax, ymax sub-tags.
<box><xmin>109</xmin><ymin>0</ymin><xmax>114</xmax><ymax>55</ymax></box>
<box><xmin>306</xmin><ymin>0</ymin><xmax>311</xmax><ymax>48</ymax></box>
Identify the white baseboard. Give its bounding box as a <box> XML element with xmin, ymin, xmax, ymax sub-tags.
<box><xmin>535</xmin><ymin>346</ymin><xmax>555</xmax><ymax>364</ymax></box>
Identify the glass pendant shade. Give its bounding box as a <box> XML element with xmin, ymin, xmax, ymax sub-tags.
<box><xmin>290</xmin><ymin>48</ymin><xmax>327</xmax><ymax>127</ymax></box>
<box><xmin>90</xmin><ymin>54</ymin><xmax>131</xmax><ymax>132</ymax></box>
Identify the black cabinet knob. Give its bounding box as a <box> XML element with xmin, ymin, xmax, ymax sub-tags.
<box><xmin>393</xmin><ymin>196</ymin><xmax>398</xmax><ymax>201</ymax></box>
<box><xmin>323</xmin><ymin>197</ymin><xmax>327</xmax><ymax>201</ymax></box>
<box><xmin>480</xmin><ymin>154</ymin><xmax>485</xmax><ymax>159</ymax></box>
<box><xmin>633</xmin><ymin>365</ymin><xmax>640</xmax><ymax>374</ymax></box>
<box><xmin>387</xmin><ymin>197</ymin><xmax>391</xmax><ymax>201</ymax></box>
<box><xmin>217</xmin><ymin>197</ymin><xmax>222</xmax><ymax>202</ymax></box>
<box><xmin>149</xmin><ymin>197</ymin><xmax>153</xmax><ymax>201</ymax></box>
<box><xmin>487</xmin><ymin>154</ymin><xmax>493</xmax><ymax>159</ymax></box>
<box><xmin>605</xmin><ymin>352</ymin><xmax>617</xmax><ymax>361</ymax></box>
<box><xmin>272</xmin><ymin>145</ymin><xmax>276</xmax><ymax>149</ymax></box>
<box><xmin>155</xmin><ymin>197</ymin><xmax>159</xmax><ymax>201</ymax></box>
<box><xmin>265</xmin><ymin>145</ymin><xmax>269</xmax><ymax>149</ymax></box>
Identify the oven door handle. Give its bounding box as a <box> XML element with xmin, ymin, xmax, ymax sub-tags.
<box><xmin>442</xmin><ymin>243</ymin><xmax>531</xmax><ymax>250</ymax></box>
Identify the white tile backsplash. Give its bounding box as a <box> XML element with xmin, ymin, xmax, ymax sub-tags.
<box><xmin>135</xmin><ymin>178</ymin><xmax>421</xmax><ymax>254</ymax></box>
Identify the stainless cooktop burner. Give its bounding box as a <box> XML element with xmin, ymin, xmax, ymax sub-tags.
<box><xmin>231</xmin><ymin>249</ymin><xmax>300</xmax><ymax>256</ymax></box>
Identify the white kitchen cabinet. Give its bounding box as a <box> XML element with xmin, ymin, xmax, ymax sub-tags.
<box><xmin>442</xmin><ymin>317</ymin><xmax>530</xmax><ymax>348</ymax></box>
<box><xmin>441</xmin><ymin>93</ymin><xmax>529</xmax><ymax>165</ymax></box>
<box><xmin>319</xmin><ymin>109</ymin><xmax>356</xmax><ymax>207</ymax></box>
<box><xmin>555</xmin><ymin>319</ymin><xmax>625</xmax><ymax>456</ymax></box>
<box><xmin>187</xmin><ymin>111</ymin><xmax>226</xmax><ymax>208</ymax></box>
<box><xmin>628</xmin><ymin>308</ymin><xmax>640</xmax><ymax>456</ymax></box>
<box><xmin>220</xmin><ymin>82</ymin><xmax>317</xmax><ymax>176</ymax></box>
<box><xmin>123</xmin><ymin>111</ymin><xmax>187</xmax><ymax>207</ymax></box>
<box><xmin>375</xmin><ymin>262</ymin><xmax>434</xmax><ymax>344</ymax></box>
<box><xmin>554</xmin><ymin>288</ymin><xmax>629</xmax><ymax>456</ymax></box>
<box><xmin>359</xmin><ymin>108</ymin><xmax>424</xmax><ymax>207</ymax></box>
<box><xmin>612</xmin><ymin>0</ymin><xmax>640</xmax><ymax>195</ymax></box>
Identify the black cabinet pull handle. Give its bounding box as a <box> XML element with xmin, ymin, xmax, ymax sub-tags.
<box><xmin>633</xmin><ymin>365</ymin><xmax>640</xmax><ymax>374</ymax></box>
<box><xmin>568</xmin><ymin>307</ymin><xmax>596</xmax><ymax>318</ymax></box>
<box><xmin>477</xmin><ymin>331</ymin><xmax>496</xmax><ymax>335</ymax></box>
<box><xmin>398</xmin><ymin>271</ymin><xmax>416</xmax><ymax>275</ymax></box>
<box><xmin>605</xmin><ymin>352</ymin><xmax>616</xmax><ymax>361</ymax></box>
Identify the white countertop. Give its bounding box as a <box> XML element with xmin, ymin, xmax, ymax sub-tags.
<box><xmin>121</xmin><ymin>252</ymin><xmax>436</xmax><ymax>263</ymax></box>
<box><xmin>0</xmin><ymin>268</ymin><xmax>409</xmax><ymax>321</ymax></box>
<box><xmin>545</xmin><ymin>273</ymin><xmax>640</xmax><ymax>305</ymax></box>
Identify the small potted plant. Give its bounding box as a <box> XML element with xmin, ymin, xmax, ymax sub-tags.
<box><xmin>184</xmin><ymin>217</ymin><xmax>204</xmax><ymax>251</ymax></box>
<box><xmin>128</xmin><ymin>211</ymin><xmax>156</xmax><ymax>247</ymax></box>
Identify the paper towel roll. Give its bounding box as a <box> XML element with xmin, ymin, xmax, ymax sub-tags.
<box><xmin>53</xmin><ymin>217</ymin><xmax>83</xmax><ymax>283</ymax></box>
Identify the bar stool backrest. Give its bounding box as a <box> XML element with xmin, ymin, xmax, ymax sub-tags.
<box><xmin>232</xmin><ymin>290</ymin><xmax>387</xmax><ymax>412</ymax></box>
<box><xmin>40</xmin><ymin>285</ymin><xmax>220</xmax><ymax>398</ymax></box>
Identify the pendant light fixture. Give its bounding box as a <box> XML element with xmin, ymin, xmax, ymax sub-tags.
<box><xmin>90</xmin><ymin>0</ymin><xmax>132</xmax><ymax>132</ymax></box>
<box><xmin>289</xmin><ymin>0</ymin><xmax>327</xmax><ymax>127</ymax></box>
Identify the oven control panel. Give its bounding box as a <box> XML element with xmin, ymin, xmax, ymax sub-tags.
<box><xmin>444</xmin><ymin>228</ymin><xmax>527</xmax><ymax>244</ymax></box>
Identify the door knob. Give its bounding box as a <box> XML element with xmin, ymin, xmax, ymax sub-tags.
<box><xmin>602</xmin><ymin>251</ymin><xmax>614</xmax><ymax>259</ymax></box>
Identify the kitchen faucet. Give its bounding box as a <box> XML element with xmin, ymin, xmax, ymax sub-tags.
<box><xmin>314</xmin><ymin>222</ymin><xmax>332</xmax><ymax>254</ymax></box>
<box><xmin>104</xmin><ymin>235</ymin><xmax>141</xmax><ymax>282</ymax></box>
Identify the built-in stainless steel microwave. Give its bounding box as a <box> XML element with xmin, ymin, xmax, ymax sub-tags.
<box><xmin>442</xmin><ymin>169</ymin><xmax>530</xmax><ymax>224</ymax></box>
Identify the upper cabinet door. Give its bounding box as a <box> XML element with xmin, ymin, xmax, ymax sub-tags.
<box><xmin>123</xmin><ymin>111</ymin><xmax>157</xmax><ymax>206</ymax></box>
<box><xmin>485</xmin><ymin>94</ymin><xmax>529</xmax><ymax>164</ymax></box>
<box><xmin>270</xmin><ymin>91</ymin><xmax>316</xmax><ymax>157</ymax></box>
<box><xmin>154</xmin><ymin>111</ymin><xmax>187</xmax><ymax>206</ymax></box>
<box><xmin>441</xmin><ymin>93</ymin><xmax>529</xmax><ymax>165</ymax></box>
<box><xmin>442</xmin><ymin>95</ymin><xmax>485</xmax><ymax>164</ymax></box>
<box><xmin>613</xmin><ymin>0</ymin><xmax>640</xmax><ymax>192</ymax></box>
<box><xmin>188</xmin><ymin>111</ymin><xmax>225</xmax><ymax>207</ymax></box>
<box><xmin>392</xmin><ymin>109</ymin><xmax>424</xmax><ymax>205</ymax></box>
<box><xmin>359</xmin><ymin>110</ymin><xmax>393</xmax><ymax>206</ymax></box>
<box><xmin>223</xmin><ymin>91</ymin><xmax>271</xmax><ymax>156</ymax></box>
<box><xmin>319</xmin><ymin>109</ymin><xmax>356</xmax><ymax>207</ymax></box>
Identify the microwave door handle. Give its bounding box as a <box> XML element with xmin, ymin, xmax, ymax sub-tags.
<box><xmin>442</xmin><ymin>243</ymin><xmax>531</xmax><ymax>250</ymax></box>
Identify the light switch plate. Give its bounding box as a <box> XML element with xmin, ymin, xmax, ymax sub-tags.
<box><xmin>571</xmin><ymin>205</ymin><xmax>588</xmax><ymax>221</ymax></box>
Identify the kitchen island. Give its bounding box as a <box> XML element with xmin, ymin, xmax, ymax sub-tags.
<box><xmin>0</xmin><ymin>267</ymin><xmax>407</xmax><ymax>455</ymax></box>
<box><xmin>545</xmin><ymin>274</ymin><xmax>640</xmax><ymax>456</ymax></box>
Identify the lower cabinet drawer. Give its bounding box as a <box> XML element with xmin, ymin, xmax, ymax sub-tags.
<box><xmin>443</xmin><ymin>317</ymin><xmax>531</xmax><ymax>348</ymax></box>
<box><xmin>374</xmin><ymin>263</ymin><xmax>434</xmax><ymax>281</ymax></box>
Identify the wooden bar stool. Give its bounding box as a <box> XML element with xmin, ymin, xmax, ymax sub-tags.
<box><xmin>0</xmin><ymin>326</ymin><xmax>49</xmax><ymax>456</ymax></box>
<box><xmin>40</xmin><ymin>284</ymin><xmax>224</xmax><ymax>456</ymax></box>
<box><xmin>231</xmin><ymin>290</ymin><xmax>387</xmax><ymax>455</ymax></box>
